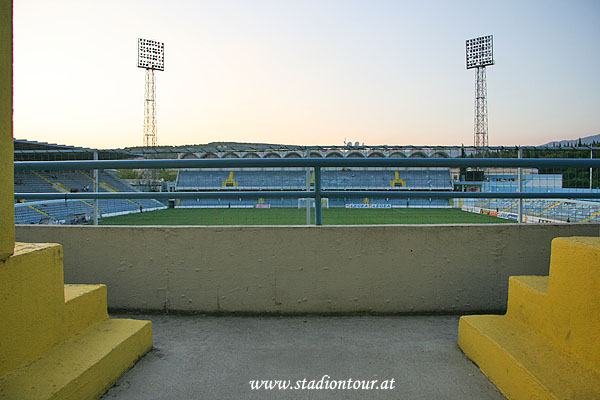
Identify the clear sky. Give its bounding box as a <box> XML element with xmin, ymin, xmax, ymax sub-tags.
<box><xmin>13</xmin><ymin>0</ymin><xmax>600</xmax><ymax>149</ymax></box>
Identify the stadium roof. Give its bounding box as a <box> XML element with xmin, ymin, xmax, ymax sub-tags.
<box><xmin>13</xmin><ymin>139</ymin><xmax>139</xmax><ymax>161</ymax></box>
<box><xmin>125</xmin><ymin>142</ymin><xmax>466</xmax><ymax>153</ymax></box>
<box><xmin>13</xmin><ymin>139</ymin><xmax>600</xmax><ymax>160</ymax></box>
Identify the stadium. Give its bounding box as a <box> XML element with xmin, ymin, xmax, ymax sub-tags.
<box><xmin>12</xmin><ymin>139</ymin><xmax>600</xmax><ymax>226</ymax></box>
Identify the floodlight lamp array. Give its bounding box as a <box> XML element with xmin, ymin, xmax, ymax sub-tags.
<box><xmin>138</xmin><ymin>38</ymin><xmax>164</xmax><ymax>71</ymax></box>
<box><xmin>466</xmin><ymin>35</ymin><xmax>494</xmax><ymax>69</ymax></box>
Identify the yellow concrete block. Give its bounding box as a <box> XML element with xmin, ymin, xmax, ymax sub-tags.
<box><xmin>0</xmin><ymin>318</ymin><xmax>153</xmax><ymax>400</ymax></box>
<box><xmin>545</xmin><ymin>237</ymin><xmax>600</xmax><ymax>374</ymax></box>
<box><xmin>2</xmin><ymin>241</ymin><xmax>153</xmax><ymax>398</ymax></box>
<box><xmin>459</xmin><ymin>315</ymin><xmax>600</xmax><ymax>400</ymax></box>
<box><xmin>0</xmin><ymin>0</ymin><xmax>15</xmax><ymax>261</ymax></box>
<box><xmin>0</xmin><ymin>243</ymin><xmax>65</xmax><ymax>375</ymax></box>
<box><xmin>62</xmin><ymin>284</ymin><xmax>109</xmax><ymax>338</ymax></box>
<box><xmin>548</xmin><ymin>237</ymin><xmax>600</xmax><ymax>299</ymax></box>
<box><xmin>505</xmin><ymin>276</ymin><xmax>551</xmax><ymax>337</ymax></box>
<box><xmin>460</xmin><ymin>236</ymin><xmax>600</xmax><ymax>398</ymax></box>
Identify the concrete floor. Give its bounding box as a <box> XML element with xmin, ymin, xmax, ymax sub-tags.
<box><xmin>101</xmin><ymin>314</ymin><xmax>506</xmax><ymax>400</ymax></box>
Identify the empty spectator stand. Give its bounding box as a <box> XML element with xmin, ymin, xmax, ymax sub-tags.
<box><xmin>175</xmin><ymin>168</ymin><xmax>453</xmax><ymax>192</ymax></box>
<box><xmin>13</xmin><ymin>139</ymin><xmax>165</xmax><ymax>224</ymax></box>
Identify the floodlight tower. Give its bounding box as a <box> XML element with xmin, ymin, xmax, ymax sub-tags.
<box><xmin>137</xmin><ymin>38</ymin><xmax>164</xmax><ymax>147</ymax></box>
<box><xmin>466</xmin><ymin>35</ymin><xmax>494</xmax><ymax>148</ymax></box>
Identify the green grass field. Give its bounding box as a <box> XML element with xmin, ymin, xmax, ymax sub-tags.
<box><xmin>99</xmin><ymin>207</ymin><xmax>511</xmax><ymax>225</ymax></box>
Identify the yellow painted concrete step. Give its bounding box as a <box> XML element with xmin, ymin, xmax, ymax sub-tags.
<box><xmin>505</xmin><ymin>276</ymin><xmax>550</xmax><ymax>334</ymax></box>
<box><xmin>0</xmin><ymin>318</ymin><xmax>153</xmax><ymax>400</ymax></box>
<box><xmin>548</xmin><ymin>237</ymin><xmax>599</xmax><ymax>299</ymax></box>
<box><xmin>545</xmin><ymin>237</ymin><xmax>600</xmax><ymax>373</ymax></box>
<box><xmin>0</xmin><ymin>243</ymin><xmax>66</xmax><ymax>376</ymax></box>
<box><xmin>63</xmin><ymin>284</ymin><xmax>109</xmax><ymax>337</ymax></box>
<box><xmin>458</xmin><ymin>314</ymin><xmax>600</xmax><ymax>400</ymax></box>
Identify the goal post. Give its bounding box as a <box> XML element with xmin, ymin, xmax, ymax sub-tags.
<box><xmin>297</xmin><ymin>198</ymin><xmax>329</xmax><ymax>209</ymax></box>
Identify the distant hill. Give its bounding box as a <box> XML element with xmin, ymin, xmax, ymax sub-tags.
<box><xmin>542</xmin><ymin>133</ymin><xmax>600</xmax><ymax>147</ymax></box>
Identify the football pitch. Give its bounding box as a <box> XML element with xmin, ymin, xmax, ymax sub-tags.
<box><xmin>99</xmin><ymin>207</ymin><xmax>511</xmax><ymax>225</ymax></box>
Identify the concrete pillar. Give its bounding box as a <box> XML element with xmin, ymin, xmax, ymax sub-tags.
<box><xmin>0</xmin><ymin>0</ymin><xmax>14</xmax><ymax>261</ymax></box>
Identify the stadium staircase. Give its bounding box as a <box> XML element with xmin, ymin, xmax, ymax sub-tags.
<box><xmin>27</xmin><ymin>204</ymin><xmax>49</xmax><ymax>217</ymax></box>
<box><xmin>458</xmin><ymin>237</ymin><xmax>600</xmax><ymax>399</ymax></box>
<box><xmin>0</xmin><ymin>243</ymin><xmax>153</xmax><ymax>400</ymax></box>
<box><xmin>390</xmin><ymin>171</ymin><xmax>406</xmax><ymax>188</ymax></box>
<box><xmin>582</xmin><ymin>209</ymin><xmax>600</xmax><ymax>223</ymax></box>
<box><xmin>31</xmin><ymin>171</ymin><xmax>70</xmax><ymax>194</ymax></box>
<box><xmin>222</xmin><ymin>171</ymin><xmax>238</xmax><ymax>187</ymax></box>
<box><xmin>535</xmin><ymin>200</ymin><xmax>563</xmax><ymax>217</ymax></box>
<box><xmin>98</xmin><ymin>180</ymin><xmax>143</xmax><ymax>209</ymax></box>
<box><xmin>29</xmin><ymin>171</ymin><xmax>101</xmax><ymax>210</ymax></box>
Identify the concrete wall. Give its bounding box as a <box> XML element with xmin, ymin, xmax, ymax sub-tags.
<box><xmin>16</xmin><ymin>224</ymin><xmax>599</xmax><ymax>314</ymax></box>
<box><xmin>0</xmin><ymin>0</ymin><xmax>14</xmax><ymax>261</ymax></box>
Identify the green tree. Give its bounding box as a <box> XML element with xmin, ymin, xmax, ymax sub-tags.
<box><xmin>116</xmin><ymin>169</ymin><xmax>142</xmax><ymax>179</ymax></box>
<box><xmin>157</xmin><ymin>169</ymin><xmax>177</xmax><ymax>182</ymax></box>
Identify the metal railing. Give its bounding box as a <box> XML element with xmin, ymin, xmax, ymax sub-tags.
<box><xmin>14</xmin><ymin>158</ymin><xmax>600</xmax><ymax>225</ymax></box>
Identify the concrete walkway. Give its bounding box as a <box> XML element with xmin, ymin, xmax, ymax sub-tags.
<box><xmin>101</xmin><ymin>314</ymin><xmax>505</xmax><ymax>400</ymax></box>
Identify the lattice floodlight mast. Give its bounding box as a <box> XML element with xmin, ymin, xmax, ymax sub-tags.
<box><xmin>137</xmin><ymin>38</ymin><xmax>164</xmax><ymax>147</ymax></box>
<box><xmin>466</xmin><ymin>35</ymin><xmax>494</xmax><ymax>148</ymax></box>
